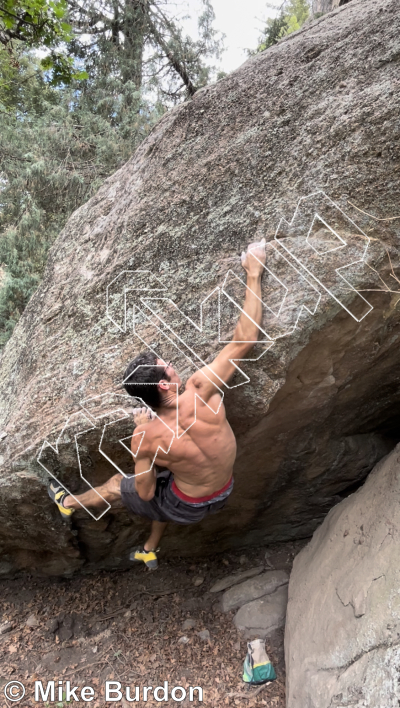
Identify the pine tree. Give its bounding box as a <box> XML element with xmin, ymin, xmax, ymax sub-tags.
<box><xmin>67</xmin><ymin>0</ymin><xmax>223</xmax><ymax>102</ymax></box>
<box><xmin>0</xmin><ymin>49</ymin><xmax>147</xmax><ymax>345</ymax></box>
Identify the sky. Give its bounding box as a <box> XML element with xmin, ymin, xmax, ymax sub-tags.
<box><xmin>177</xmin><ymin>0</ymin><xmax>279</xmax><ymax>74</ymax></box>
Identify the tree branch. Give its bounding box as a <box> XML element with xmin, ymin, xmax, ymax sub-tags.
<box><xmin>0</xmin><ymin>5</ymin><xmax>36</xmax><ymax>26</ymax></box>
<box><xmin>146</xmin><ymin>10</ymin><xmax>196</xmax><ymax>96</ymax></box>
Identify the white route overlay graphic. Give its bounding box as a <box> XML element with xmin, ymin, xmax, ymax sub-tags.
<box><xmin>37</xmin><ymin>191</ymin><xmax>400</xmax><ymax>519</ymax></box>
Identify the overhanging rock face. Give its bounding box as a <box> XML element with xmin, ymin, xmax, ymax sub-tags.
<box><xmin>0</xmin><ymin>0</ymin><xmax>399</xmax><ymax>575</ymax></box>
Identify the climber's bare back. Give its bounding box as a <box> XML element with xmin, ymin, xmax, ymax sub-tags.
<box><xmin>131</xmin><ymin>239</ymin><xmax>267</xmax><ymax>500</ymax></box>
<box><xmin>132</xmin><ymin>379</ymin><xmax>236</xmax><ymax>498</ymax></box>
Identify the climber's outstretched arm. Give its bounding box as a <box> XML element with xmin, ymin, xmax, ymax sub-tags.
<box><xmin>186</xmin><ymin>239</ymin><xmax>266</xmax><ymax>400</ymax></box>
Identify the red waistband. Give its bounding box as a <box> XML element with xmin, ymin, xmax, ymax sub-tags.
<box><xmin>171</xmin><ymin>477</ymin><xmax>233</xmax><ymax>504</ymax></box>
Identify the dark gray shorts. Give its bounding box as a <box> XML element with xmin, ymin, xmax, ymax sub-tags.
<box><xmin>120</xmin><ymin>471</ymin><xmax>233</xmax><ymax>525</ymax></box>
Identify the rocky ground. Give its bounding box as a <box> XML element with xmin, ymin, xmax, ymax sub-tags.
<box><xmin>0</xmin><ymin>539</ymin><xmax>307</xmax><ymax>707</ymax></box>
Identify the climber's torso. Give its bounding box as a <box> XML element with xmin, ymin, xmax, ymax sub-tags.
<box><xmin>132</xmin><ymin>387</ymin><xmax>236</xmax><ymax>499</ymax></box>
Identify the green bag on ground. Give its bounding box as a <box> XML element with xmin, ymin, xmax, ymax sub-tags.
<box><xmin>242</xmin><ymin>638</ymin><xmax>276</xmax><ymax>685</ymax></box>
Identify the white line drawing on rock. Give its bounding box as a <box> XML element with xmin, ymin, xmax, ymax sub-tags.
<box><xmin>274</xmin><ymin>190</ymin><xmax>373</xmax><ymax>321</ymax></box>
<box><xmin>37</xmin><ymin>411</ymin><xmax>110</xmax><ymax>520</ymax></box>
<box><xmin>39</xmin><ymin>190</ymin><xmax>400</xmax><ymax>518</ymax></box>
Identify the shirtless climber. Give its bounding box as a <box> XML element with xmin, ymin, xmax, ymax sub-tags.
<box><xmin>49</xmin><ymin>238</ymin><xmax>266</xmax><ymax>569</ymax></box>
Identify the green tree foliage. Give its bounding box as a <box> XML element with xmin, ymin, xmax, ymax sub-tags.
<box><xmin>284</xmin><ymin>0</ymin><xmax>310</xmax><ymax>33</ymax></box>
<box><xmin>0</xmin><ymin>49</ymin><xmax>153</xmax><ymax>345</ymax></box>
<box><xmin>0</xmin><ymin>0</ymin><xmax>87</xmax><ymax>83</ymax></box>
<box><xmin>0</xmin><ymin>0</ymin><xmax>69</xmax><ymax>47</ymax></box>
<box><xmin>253</xmin><ymin>0</ymin><xmax>310</xmax><ymax>52</ymax></box>
<box><xmin>0</xmin><ymin>1</ymin><xmax>223</xmax><ymax>347</ymax></box>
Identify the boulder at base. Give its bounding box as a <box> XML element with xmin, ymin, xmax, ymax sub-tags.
<box><xmin>285</xmin><ymin>445</ymin><xmax>400</xmax><ymax>708</ymax></box>
<box><xmin>221</xmin><ymin>570</ymin><xmax>289</xmax><ymax>612</ymax></box>
<box><xmin>210</xmin><ymin>566</ymin><xmax>264</xmax><ymax>594</ymax></box>
<box><xmin>234</xmin><ymin>585</ymin><xmax>289</xmax><ymax>639</ymax></box>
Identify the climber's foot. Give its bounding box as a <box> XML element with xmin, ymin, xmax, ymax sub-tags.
<box><xmin>48</xmin><ymin>481</ymin><xmax>74</xmax><ymax>521</ymax></box>
<box><xmin>129</xmin><ymin>546</ymin><xmax>159</xmax><ymax>570</ymax></box>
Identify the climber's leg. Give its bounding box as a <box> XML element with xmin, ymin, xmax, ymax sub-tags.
<box><xmin>49</xmin><ymin>474</ymin><xmax>123</xmax><ymax>518</ymax></box>
<box><xmin>144</xmin><ymin>520</ymin><xmax>168</xmax><ymax>551</ymax></box>
<box><xmin>130</xmin><ymin>520</ymin><xmax>168</xmax><ymax>569</ymax></box>
<box><xmin>66</xmin><ymin>473</ymin><xmax>123</xmax><ymax>509</ymax></box>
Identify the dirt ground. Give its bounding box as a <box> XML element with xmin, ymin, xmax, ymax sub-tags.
<box><xmin>0</xmin><ymin>539</ymin><xmax>307</xmax><ymax>708</ymax></box>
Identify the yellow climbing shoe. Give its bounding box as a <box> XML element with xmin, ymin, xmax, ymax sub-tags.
<box><xmin>48</xmin><ymin>481</ymin><xmax>74</xmax><ymax>521</ymax></box>
<box><xmin>129</xmin><ymin>546</ymin><xmax>159</xmax><ymax>569</ymax></box>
